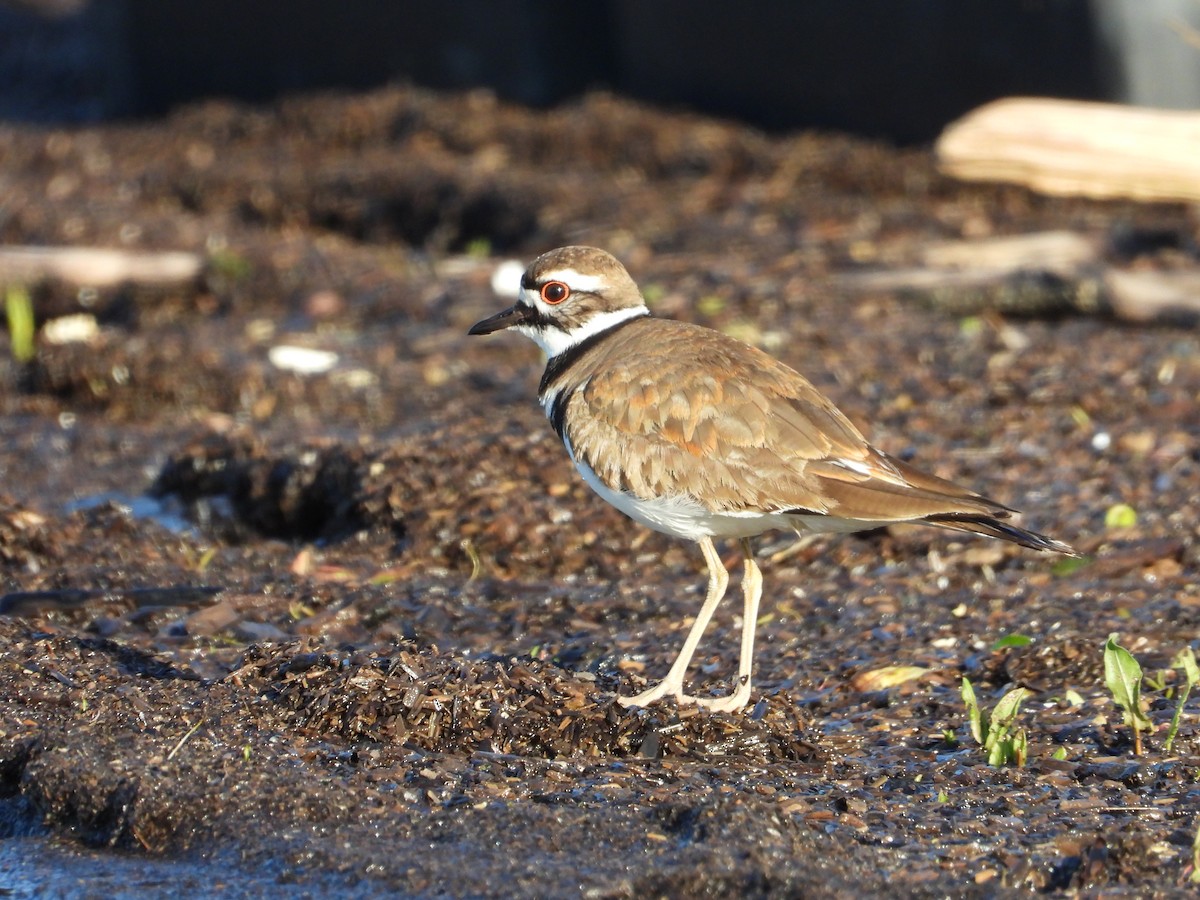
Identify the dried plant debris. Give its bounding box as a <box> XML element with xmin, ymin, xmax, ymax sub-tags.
<box><xmin>234</xmin><ymin>641</ymin><xmax>822</xmax><ymax>763</ymax></box>
<box><xmin>0</xmin><ymin>495</ymin><xmax>57</xmax><ymax>571</ymax></box>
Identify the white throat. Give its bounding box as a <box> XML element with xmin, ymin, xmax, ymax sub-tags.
<box><xmin>517</xmin><ymin>304</ymin><xmax>649</xmax><ymax>359</ymax></box>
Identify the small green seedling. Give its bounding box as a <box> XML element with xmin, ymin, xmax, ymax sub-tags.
<box><xmin>465</xmin><ymin>237</ymin><xmax>492</xmax><ymax>259</ymax></box>
<box><xmin>208</xmin><ymin>247</ymin><xmax>252</xmax><ymax>281</ymax></box>
<box><xmin>1165</xmin><ymin>647</ymin><xmax>1199</xmax><ymax>754</ymax></box>
<box><xmin>1103</xmin><ymin>634</ymin><xmax>1153</xmax><ymax>755</ymax></box>
<box><xmin>1192</xmin><ymin>821</ymin><xmax>1200</xmax><ymax>885</ymax></box>
<box><xmin>992</xmin><ymin>633</ymin><xmax>1033</xmax><ymax>650</ymax></box>
<box><xmin>1104</xmin><ymin>503</ymin><xmax>1138</xmax><ymax>529</ymax></box>
<box><xmin>1051</xmin><ymin>555</ymin><xmax>1089</xmax><ymax>577</ymax></box>
<box><xmin>961</xmin><ymin>677</ymin><xmax>1032</xmax><ymax>766</ymax></box>
<box><xmin>4</xmin><ymin>284</ymin><xmax>35</xmax><ymax>363</ymax></box>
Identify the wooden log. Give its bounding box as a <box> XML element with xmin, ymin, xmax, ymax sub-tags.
<box><xmin>1103</xmin><ymin>268</ymin><xmax>1200</xmax><ymax>323</ymax></box>
<box><xmin>0</xmin><ymin>246</ymin><xmax>203</xmax><ymax>288</ymax></box>
<box><xmin>936</xmin><ymin>97</ymin><xmax>1200</xmax><ymax>203</ymax></box>
<box><xmin>837</xmin><ymin>230</ymin><xmax>1200</xmax><ymax>324</ymax></box>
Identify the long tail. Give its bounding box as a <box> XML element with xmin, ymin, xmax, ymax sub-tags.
<box><xmin>924</xmin><ymin>513</ymin><xmax>1078</xmax><ymax>556</ymax></box>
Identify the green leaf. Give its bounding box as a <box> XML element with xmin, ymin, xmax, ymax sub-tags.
<box><xmin>992</xmin><ymin>634</ymin><xmax>1033</xmax><ymax>650</ymax></box>
<box><xmin>1012</xmin><ymin>729</ymin><xmax>1028</xmax><ymax>767</ymax></box>
<box><xmin>1172</xmin><ymin>647</ymin><xmax>1200</xmax><ymax>688</ymax></box>
<box><xmin>1104</xmin><ymin>503</ymin><xmax>1138</xmax><ymax>529</ymax></box>
<box><xmin>1166</xmin><ymin>647</ymin><xmax>1199</xmax><ymax>755</ymax></box>
<box><xmin>990</xmin><ymin>687</ymin><xmax>1033</xmax><ymax>734</ymax></box>
<box><xmin>1144</xmin><ymin>669</ymin><xmax>1168</xmax><ymax>692</ymax></box>
<box><xmin>1104</xmin><ymin>634</ymin><xmax>1153</xmax><ymax>735</ymax></box>
<box><xmin>961</xmin><ymin>677</ymin><xmax>983</xmax><ymax>745</ymax></box>
<box><xmin>987</xmin><ymin>740</ymin><xmax>1005</xmax><ymax>767</ymax></box>
<box><xmin>1052</xmin><ymin>746</ymin><xmax>1068</xmax><ymax>761</ymax></box>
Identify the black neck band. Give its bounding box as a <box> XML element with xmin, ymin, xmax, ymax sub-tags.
<box><xmin>537</xmin><ymin>312</ymin><xmax>649</xmax><ymax>397</ymax></box>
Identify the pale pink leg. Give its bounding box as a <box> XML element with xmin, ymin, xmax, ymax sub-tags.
<box><xmin>618</xmin><ymin>535</ymin><xmax>728</xmax><ymax>709</ymax></box>
<box><xmin>691</xmin><ymin>538</ymin><xmax>761</xmax><ymax>713</ymax></box>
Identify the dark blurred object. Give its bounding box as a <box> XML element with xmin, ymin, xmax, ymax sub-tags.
<box><xmin>0</xmin><ymin>0</ymin><xmax>128</xmax><ymax>122</ymax></box>
<box><xmin>612</xmin><ymin>1</ymin><xmax>1105</xmax><ymax>142</ymax></box>
<box><xmin>1</xmin><ymin>0</ymin><xmax>1198</xmax><ymax>141</ymax></box>
<box><xmin>0</xmin><ymin>0</ymin><xmax>89</xmax><ymax>16</ymax></box>
<box><xmin>124</xmin><ymin>0</ymin><xmax>614</xmax><ymax>114</ymax></box>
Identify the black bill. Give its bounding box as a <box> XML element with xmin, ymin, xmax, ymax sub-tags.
<box><xmin>468</xmin><ymin>304</ymin><xmax>534</xmax><ymax>335</ymax></box>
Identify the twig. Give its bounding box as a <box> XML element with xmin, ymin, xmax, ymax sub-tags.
<box><xmin>166</xmin><ymin>718</ymin><xmax>204</xmax><ymax>761</ymax></box>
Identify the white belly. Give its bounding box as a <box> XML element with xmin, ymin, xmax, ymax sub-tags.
<box><xmin>569</xmin><ymin>446</ymin><xmax>891</xmax><ymax>541</ymax></box>
<box><xmin>572</xmin><ymin>455</ymin><xmax>801</xmax><ymax>541</ymax></box>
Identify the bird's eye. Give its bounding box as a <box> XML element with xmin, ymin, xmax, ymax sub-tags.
<box><xmin>540</xmin><ymin>281</ymin><xmax>570</xmax><ymax>304</ymax></box>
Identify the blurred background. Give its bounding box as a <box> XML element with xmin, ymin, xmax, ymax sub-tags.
<box><xmin>3</xmin><ymin>0</ymin><xmax>1200</xmax><ymax>140</ymax></box>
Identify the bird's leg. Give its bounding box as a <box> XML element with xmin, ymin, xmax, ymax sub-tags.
<box><xmin>618</xmin><ymin>536</ymin><xmax>729</xmax><ymax>709</ymax></box>
<box><xmin>691</xmin><ymin>538</ymin><xmax>761</xmax><ymax>713</ymax></box>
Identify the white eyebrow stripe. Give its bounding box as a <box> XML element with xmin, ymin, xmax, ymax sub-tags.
<box><xmin>540</xmin><ymin>269</ymin><xmax>609</xmax><ymax>294</ymax></box>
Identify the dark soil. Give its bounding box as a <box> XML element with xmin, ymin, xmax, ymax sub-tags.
<box><xmin>1</xmin><ymin>86</ymin><xmax>1199</xmax><ymax>896</ymax></box>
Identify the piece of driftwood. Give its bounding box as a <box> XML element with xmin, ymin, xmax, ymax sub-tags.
<box><xmin>1103</xmin><ymin>268</ymin><xmax>1200</xmax><ymax>323</ymax></box>
<box><xmin>937</xmin><ymin>97</ymin><xmax>1200</xmax><ymax>203</ymax></box>
<box><xmin>838</xmin><ymin>230</ymin><xmax>1200</xmax><ymax>324</ymax></box>
<box><xmin>0</xmin><ymin>246</ymin><xmax>203</xmax><ymax>288</ymax></box>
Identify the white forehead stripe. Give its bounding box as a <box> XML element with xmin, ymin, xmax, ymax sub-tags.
<box><xmin>539</xmin><ymin>268</ymin><xmax>610</xmax><ymax>294</ymax></box>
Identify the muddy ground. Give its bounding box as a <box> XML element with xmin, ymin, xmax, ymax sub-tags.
<box><xmin>0</xmin><ymin>86</ymin><xmax>1198</xmax><ymax>896</ymax></box>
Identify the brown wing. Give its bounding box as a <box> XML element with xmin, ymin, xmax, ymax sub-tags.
<box><xmin>563</xmin><ymin>319</ymin><xmax>1014</xmax><ymax>523</ymax></box>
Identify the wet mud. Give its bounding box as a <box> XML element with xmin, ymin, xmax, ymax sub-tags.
<box><xmin>1</xmin><ymin>86</ymin><xmax>1199</xmax><ymax>895</ymax></box>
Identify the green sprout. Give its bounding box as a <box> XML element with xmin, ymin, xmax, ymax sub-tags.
<box><xmin>465</xmin><ymin>237</ymin><xmax>492</xmax><ymax>259</ymax></box>
<box><xmin>1104</xmin><ymin>503</ymin><xmax>1138</xmax><ymax>529</ymax></box>
<box><xmin>1103</xmin><ymin>634</ymin><xmax>1153</xmax><ymax>756</ymax></box>
<box><xmin>641</xmin><ymin>283</ymin><xmax>666</xmax><ymax>307</ymax></box>
<box><xmin>5</xmin><ymin>284</ymin><xmax>35</xmax><ymax>363</ymax></box>
<box><xmin>1165</xmin><ymin>647</ymin><xmax>1199</xmax><ymax>754</ymax></box>
<box><xmin>992</xmin><ymin>633</ymin><xmax>1033</xmax><ymax>650</ymax></box>
<box><xmin>961</xmin><ymin>677</ymin><xmax>1032</xmax><ymax>766</ymax></box>
<box><xmin>208</xmin><ymin>248</ymin><xmax>252</xmax><ymax>281</ymax></box>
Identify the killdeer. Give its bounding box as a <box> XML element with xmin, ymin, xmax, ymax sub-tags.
<box><xmin>469</xmin><ymin>246</ymin><xmax>1075</xmax><ymax>713</ymax></box>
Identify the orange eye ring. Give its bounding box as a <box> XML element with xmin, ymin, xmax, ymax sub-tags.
<box><xmin>540</xmin><ymin>281</ymin><xmax>570</xmax><ymax>304</ymax></box>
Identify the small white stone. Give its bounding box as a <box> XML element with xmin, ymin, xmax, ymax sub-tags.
<box><xmin>490</xmin><ymin>259</ymin><xmax>525</xmax><ymax>298</ymax></box>
<box><xmin>42</xmin><ymin>313</ymin><xmax>99</xmax><ymax>345</ymax></box>
<box><xmin>1091</xmin><ymin>431</ymin><xmax>1112</xmax><ymax>451</ymax></box>
<box><xmin>268</xmin><ymin>344</ymin><xmax>338</xmax><ymax>374</ymax></box>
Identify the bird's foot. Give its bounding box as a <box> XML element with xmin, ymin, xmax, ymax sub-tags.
<box><xmin>616</xmin><ymin>679</ymin><xmax>681</xmax><ymax>709</ymax></box>
<box><xmin>688</xmin><ymin>686</ymin><xmax>752</xmax><ymax>714</ymax></box>
<box><xmin>617</xmin><ymin>677</ymin><xmax>752</xmax><ymax>713</ymax></box>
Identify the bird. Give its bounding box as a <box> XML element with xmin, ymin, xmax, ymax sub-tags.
<box><xmin>469</xmin><ymin>246</ymin><xmax>1076</xmax><ymax>713</ymax></box>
